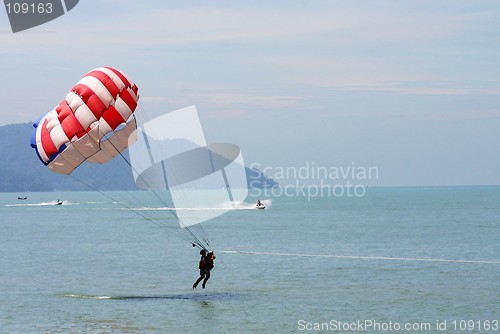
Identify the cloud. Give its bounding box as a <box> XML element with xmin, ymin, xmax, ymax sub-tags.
<box><xmin>328</xmin><ymin>80</ymin><xmax>500</xmax><ymax>96</ymax></box>
<box><xmin>2</xmin><ymin>1</ymin><xmax>499</xmax><ymax>126</ymax></box>
<box><xmin>141</xmin><ymin>91</ymin><xmax>305</xmax><ymax>118</ymax></box>
<box><xmin>9</xmin><ymin>3</ymin><xmax>468</xmax><ymax>48</ymax></box>
<box><xmin>94</xmin><ymin>3</ymin><xmax>495</xmax><ymax>47</ymax></box>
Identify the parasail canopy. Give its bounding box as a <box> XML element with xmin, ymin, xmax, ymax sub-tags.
<box><xmin>30</xmin><ymin>66</ymin><xmax>139</xmax><ymax>174</ymax></box>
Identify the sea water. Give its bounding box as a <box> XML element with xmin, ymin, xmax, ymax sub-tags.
<box><xmin>0</xmin><ymin>187</ymin><xmax>499</xmax><ymax>333</ymax></box>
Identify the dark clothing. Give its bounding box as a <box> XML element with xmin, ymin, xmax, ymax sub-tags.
<box><xmin>193</xmin><ymin>252</ymin><xmax>215</xmax><ymax>289</ymax></box>
<box><xmin>205</xmin><ymin>257</ymin><xmax>214</xmax><ymax>271</ymax></box>
<box><xmin>193</xmin><ymin>253</ymin><xmax>207</xmax><ymax>289</ymax></box>
<box><xmin>199</xmin><ymin>257</ymin><xmax>206</xmax><ymax>269</ymax></box>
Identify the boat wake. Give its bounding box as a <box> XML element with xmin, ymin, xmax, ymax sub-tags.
<box><xmin>6</xmin><ymin>200</ymin><xmax>74</xmax><ymax>207</ymax></box>
<box><xmin>129</xmin><ymin>199</ymin><xmax>272</xmax><ymax>211</ymax></box>
<box><xmin>218</xmin><ymin>250</ymin><xmax>500</xmax><ymax>265</ymax></box>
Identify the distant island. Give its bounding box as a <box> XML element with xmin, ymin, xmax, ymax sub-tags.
<box><xmin>0</xmin><ymin>123</ymin><xmax>278</xmax><ymax>192</ymax></box>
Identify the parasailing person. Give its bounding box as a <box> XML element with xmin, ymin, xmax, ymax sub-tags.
<box><xmin>193</xmin><ymin>249</ymin><xmax>207</xmax><ymax>289</ymax></box>
<box><xmin>193</xmin><ymin>249</ymin><xmax>216</xmax><ymax>289</ymax></box>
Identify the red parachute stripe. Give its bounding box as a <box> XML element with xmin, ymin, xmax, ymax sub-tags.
<box><xmin>119</xmin><ymin>89</ymin><xmax>137</xmax><ymax>112</ymax></box>
<box><xmin>86</xmin><ymin>70</ymin><xmax>120</xmax><ymax>98</ymax></box>
<box><xmin>40</xmin><ymin>119</ymin><xmax>58</xmax><ymax>159</ymax></box>
<box><xmin>61</xmin><ymin>113</ymin><xmax>86</xmax><ymax>140</ymax></box>
<box><xmin>56</xmin><ymin>101</ymin><xmax>74</xmax><ymax>122</ymax></box>
<box><xmin>105</xmin><ymin>66</ymin><xmax>131</xmax><ymax>88</ymax></box>
<box><xmin>72</xmin><ymin>83</ymin><xmax>108</xmax><ymax>119</ymax></box>
<box><xmin>72</xmin><ymin>83</ymin><xmax>94</xmax><ymax>102</ymax></box>
<box><xmin>103</xmin><ymin>105</ymin><xmax>126</xmax><ymax>130</ymax></box>
<box><xmin>86</xmin><ymin>95</ymin><xmax>108</xmax><ymax>119</ymax></box>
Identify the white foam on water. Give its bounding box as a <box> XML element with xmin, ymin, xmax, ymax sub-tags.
<box><xmin>218</xmin><ymin>250</ymin><xmax>500</xmax><ymax>265</ymax></box>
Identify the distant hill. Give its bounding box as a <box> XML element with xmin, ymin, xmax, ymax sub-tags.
<box><xmin>0</xmin><ymin>123</ymin><xmax>278</xmax><ymax>192</ymax></box>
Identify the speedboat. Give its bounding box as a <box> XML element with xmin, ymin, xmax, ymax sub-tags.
<box><xmin>55</xmin><ymin>200</ymin><xmax>63</xmax><ymax>205</ymax></box>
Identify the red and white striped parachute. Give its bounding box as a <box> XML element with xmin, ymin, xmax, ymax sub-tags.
<box><xmin>30</xmin><ymin>67</ymin><xmax>139</xmax><ymax>174</ymax></box>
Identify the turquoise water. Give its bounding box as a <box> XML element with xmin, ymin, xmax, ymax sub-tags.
<box><xmin>1</xmin><ymin>187</ymin><xmax>499</xmax><ymax>333</ymax></box>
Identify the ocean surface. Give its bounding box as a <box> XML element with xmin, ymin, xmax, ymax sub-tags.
<box><xmin>1</xmin><ymin>187</ymin><xmax>499</xmax><ymax>333</ymax></box>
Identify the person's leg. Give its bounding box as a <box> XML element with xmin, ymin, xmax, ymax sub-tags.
<box><xmin>202</xmin><ymin>271</ymin><xmax>211</xmax><ymax>288</ymax></box>
<box><xmin>193</xmin><ymin>271</ymin><xmax>205</xmax><ymax>288</ymax></box>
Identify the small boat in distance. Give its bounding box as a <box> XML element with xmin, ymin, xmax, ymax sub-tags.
<box><xmin>17</xmin><ymin>196</ymin><xmax>27</xmax><ymax>200</ymax></box>
<box><xmin>55</xmin><ymin>199</ymin><xmax>63</xmax><ymax>206</ymax></box>
<box><xmin>256</xmin><ymin>200</ymin><xmax>266</xmax><ymax>209</ymax></box>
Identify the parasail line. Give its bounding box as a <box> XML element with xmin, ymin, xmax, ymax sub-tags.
<box><xmin>30</xmin><ymin>66</ymin><xmax>210</xmax><ymax>251</ymax></box>
<box><xmin>217</xmin><ymin>250</ymin><xmax>500</xmax><ymax>265</ymax></box>
<box><xmin>131</xmin><ymin>103</ymin><xmax>213</xmax><ymax>251</ymax></box>
<box><xmin>68</xmin><ymin>173</ymin><xmax>201</xmax><ymax>248</ymax></box>
<box><xmin>98</xmin><ymin>119</ymin><xmax>210</xmax><ymax>251</ymax></box>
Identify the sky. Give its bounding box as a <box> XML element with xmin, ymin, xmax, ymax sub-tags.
<box><xmin>1</xmin><ymin>0</ymin><xmax>499</xmax><ymax>187</ymax></box>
